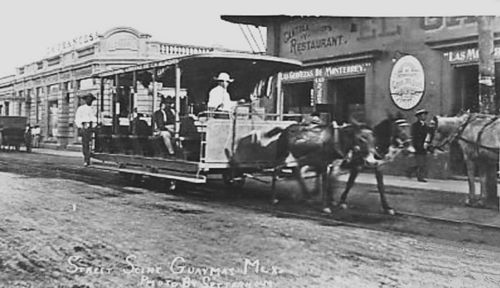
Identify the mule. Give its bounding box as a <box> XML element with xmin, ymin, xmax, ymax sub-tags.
<box><xmin>338</xmin><ymin>116</ymin><xmax>412</xmax><ymax>215</ymax></box>
<box><xmin>430</xmin><ymin>112</ymin><xmax>500</xmax><ymax>207</ymax></box>
<box><xmin>264</xmin><ymin>121</ymin><xmax>381</xmax><ymax>213</ymax></box>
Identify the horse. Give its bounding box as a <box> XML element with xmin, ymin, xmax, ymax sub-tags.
<box><xmin>430</xmin><ymin>112</ymin><xmax>500</xmax><ymax>207</ymax></box>
<box><xmin>263</xmin><ymin>121</ymin><xmax>381</xmax><ymax>214</ymax></box>
<box><xmin>337</xmin><ymin>116</ymin><xmax>413</xmax><ymax>215</ymax></box>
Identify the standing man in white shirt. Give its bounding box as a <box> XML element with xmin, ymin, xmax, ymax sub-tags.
<box><xmin>207</xmin><ymin>72</ymin><xmax>237</xmax><ymax>113</ymax></box>
<box><xmin>74</xmin><ymin>93</ymin><xmax>97</xmax><ymax>166</ymax></box>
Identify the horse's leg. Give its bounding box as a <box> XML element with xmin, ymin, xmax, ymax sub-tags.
<box><xmin>271</xmin><ymin>168</ymin><xmax>279</xmax><ymax>205</ymax></box>
<box><xmin>326</xmin><ymin>164</ymin><xmax>338</xmax><ymax>207</ymax></box>
<box><xmin>463</xmin><ymin>157</ymin><xmax>478</xmax><ymax>206</ymax></box>
<box><xmin>375</xmin><ymin>167</ymin><xmax>395</xmax><ymax>215</ymax></box>
<box><xmin>484</xmin><ymin>161</ymin><xmax>498</xmax><ymax>206</ymax></box>
<box><xmin>477</xmin><ymin>161</ymin><xmax>489</xmax><ymax>208</ymax></box>
<box><xmin>339</xmin><ymin>167</ymin><xmax>360</xmax><ymax>209</ymax></box>
<box><xmin>294</xmin><ymin>166</ymin><xmax>312</xmax><ymax>201</ymax></box>
<box><xmin>320</xmin><ymin>170</ymin><xmax>333</xmax><ymax>214</ymax></box>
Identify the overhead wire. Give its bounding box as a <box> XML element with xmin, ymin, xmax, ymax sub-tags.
<box><xmin>238</xmin><ymin>24</ymin><xmax>256</xmax><ymax>53</ymax></box>
<box><xmin>245</xmin><ymin>25</ymin><xmax>263</xmax><ymax>52</ymax></box>
<box><xmin>256</xmin><ymin>26</ymin><xmax>267</xmax><ymax>52</ymax></box>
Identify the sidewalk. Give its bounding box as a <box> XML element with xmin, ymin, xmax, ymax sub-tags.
<box><xmin>337</xmin><ymin>172</ymin><xmax>487</xmax><ymax>195</ymax></box>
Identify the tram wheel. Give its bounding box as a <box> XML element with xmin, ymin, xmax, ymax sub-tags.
<box><xmin>222</xmin><ymin>172</ymin><xmax>246</xmax><ymax>188</ymax></box>
<box><xmin>119</xmin><ymin>172</ymin><xmax>143</xmax><ymax>184</ymax></box>
<box><xmin>167</xmin><ymin>180</ymin><xmax>177</xmax><ymax>192</ymax></box>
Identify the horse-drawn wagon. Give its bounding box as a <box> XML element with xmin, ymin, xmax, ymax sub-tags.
<box><xmin>0</xmin><ymin>116</ymin><xmax>31</xmax><ymax>152</ymax></box>
<box><xmin>90</xmin><ymin>52</ymin><xmax>303</xmax><ymax>188</ymax></box>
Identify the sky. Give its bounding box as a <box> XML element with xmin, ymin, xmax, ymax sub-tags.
<box><xmin>0</xmin><ymin>0</ymin><xmax>499</xmax><ymax>77</ymax></box>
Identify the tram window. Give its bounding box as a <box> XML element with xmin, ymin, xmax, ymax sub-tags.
<box><xmin>117</xmin><ymin>86</ymin><xmax>131</xmax><ymax>117</ymax></box>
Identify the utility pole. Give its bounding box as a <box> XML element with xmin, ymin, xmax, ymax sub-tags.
<box><xmin>477</xmin><ymin>15</ymin><xmax>497</xmax><ymax>207</ymax></box>
<box><xmin>477</xmin><ymin>16</ymin><xmax>496</xmax><ymax>114</ymax></box>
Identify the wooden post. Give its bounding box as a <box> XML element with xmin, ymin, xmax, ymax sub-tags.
<box><xmin>131</xmin><ymin>71</ymin><xmax>137</xmax><ymax>114</ymax></box>
<box><xmin>152</xmin><ymin>69</ymin><xmax>157</xmax><ymax>112</ymax></box>
<box><xmin>276</xmin><ymin>72</ymin><xmax>283</xmax><ymax>120</ymax></box>
<box><xmin>175</xmin><ymin>64</ymin><xmax>181</xmax><ymax>139</ymax></box>
<box><xmin>477</xmin><ymin>15</ymin><xmax>498</xmax><ymax>206</ymax></box>
<box><xmin>113</xmin><ymin>74</ymin><xmax>119</xmax><ymax>134</ymax></box>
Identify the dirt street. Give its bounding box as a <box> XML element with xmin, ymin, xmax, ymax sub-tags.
<box><xmin>0</xmin><ymin>152</ymin><xmax>500</xmax><ymax>288</ymax></box>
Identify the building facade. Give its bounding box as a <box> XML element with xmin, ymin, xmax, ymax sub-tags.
<box><xmin>222</xmin><ymin>16</ymin><xmax>500</xmax><ymax>177</ymax></box>
<box><xmin>0</xmin><ymin>26</ymin><xmax>229</xmax><ymax>148</ymax></box>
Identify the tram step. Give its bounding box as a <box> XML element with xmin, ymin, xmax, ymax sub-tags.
<box><xmin>92</xmin><ymin>152</ymin><xmax>200</xmax><ymax>173</ymax></box>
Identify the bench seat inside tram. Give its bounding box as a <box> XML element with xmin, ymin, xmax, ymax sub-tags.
<box><xmin>95</xmin><ymin>116</ymin><xmax>201</xmax><ymax>161</ymax></box>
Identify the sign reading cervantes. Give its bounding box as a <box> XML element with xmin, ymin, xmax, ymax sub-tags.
<box><xmin>390</xmin><ymin>55</ymin><xmax>425</xmax><ymax>110</ymax></box>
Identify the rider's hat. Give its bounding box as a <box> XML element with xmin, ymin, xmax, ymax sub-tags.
<box><xmin>80</xmin><ymin>93</ymin><xmax>96</xmax><ymax>101</ymax></box>
<box><xmin>394</xmin><ymin>119</ymin><xmax>409</xmax><ymax>126</ymax></box>
<box><xmin>415</xmin><ymin>109</ymin><xmax>428</xmax><ymax>116</ymax></box>
<box><xmin>214</xmin><ymin>72</ymin><xmax>234</xmax><ymax>83</ymax></box>
<box><xmin>160</xmin><ymin>95</ymin><xmax>174</xmax><ymax>104</ymax></box>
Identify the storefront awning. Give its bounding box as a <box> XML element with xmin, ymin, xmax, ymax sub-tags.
<box><xmin>221</xmin><ymin>15</ymin><xmax>298</xmax><ymax>26</ymax></box>
<box><xmin>301</xmin><ymin>50</ymin><xmax>383</xmax><ymax>67</ymax></box>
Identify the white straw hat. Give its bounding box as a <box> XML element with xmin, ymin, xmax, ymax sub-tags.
<box><xmin>214</xmin><ymin>72</ymin><xmax>234</xmax><ymax>82</ymax></box>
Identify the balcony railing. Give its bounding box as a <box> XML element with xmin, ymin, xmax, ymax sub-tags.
<box><xmin>159</xmin><ymin>44</ymin><xmax>213</xmax><ymax>56</ymax></box>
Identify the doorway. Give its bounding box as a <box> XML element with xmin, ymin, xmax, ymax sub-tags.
<box><xmin>450</xmin><ymin>64</ymin><xmax>500</xmax><ymax>175</ymax></box>
<box><xmin>282</xmin><ymin>81</ymin><xmax>314</xmax><ymax>115</ymax></box>
<box><xmin>327</xmin><ymin>77</ymin><xmax>365</xmax><ymax>124</ymax></box>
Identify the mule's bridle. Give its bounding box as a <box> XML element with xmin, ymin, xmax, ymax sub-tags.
<box><xmin>432</xmin><ymin>114</ymin><xmax>472</xmax><ymax>151</ymax></box>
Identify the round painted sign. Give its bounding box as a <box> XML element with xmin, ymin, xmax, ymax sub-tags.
<box><xmin>389</xmin><ymin>55</ymin><xmax>425</xmax><ymax>110</ymax></box>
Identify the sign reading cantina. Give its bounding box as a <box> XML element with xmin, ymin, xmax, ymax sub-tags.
<box><xmin>280</xmin><ymin>18</ymin><xmax>402</xmax><ymax>60</ymax></box>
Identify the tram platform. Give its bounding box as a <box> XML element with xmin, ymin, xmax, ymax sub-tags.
<box><xmin>29</xmin><ymin>147</ymin><xmax>500</xmax><ymax>230</ymax></box>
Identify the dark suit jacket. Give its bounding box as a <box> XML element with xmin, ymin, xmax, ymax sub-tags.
<box><xmin>153</xmin><ymin>109</ymin><xmax>175</xmax><ymax>131</ymax></box>
<box><xmin>411</xmin><ymin>121</ymin><xmax>429</xmax><ymax>155</ymax></box>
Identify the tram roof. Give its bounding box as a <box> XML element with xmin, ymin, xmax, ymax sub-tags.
<box><xmin>93</xmin><ymin>52</ymin><xmax>302</xmax><ymax>78</ymax></box>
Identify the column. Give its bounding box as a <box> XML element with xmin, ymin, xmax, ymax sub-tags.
<box><xmin>58</xmin><ymin>82</ymin><xmax>70</xmax><ymax>147</ymax></box>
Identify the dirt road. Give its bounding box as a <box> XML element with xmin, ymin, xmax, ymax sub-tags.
<box><xmin>0</xmin><ymin>152</ymin><xmax>500</xmax><ymax>288</ymax></box>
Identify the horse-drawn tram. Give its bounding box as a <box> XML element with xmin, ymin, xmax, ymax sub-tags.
<box><xmin>90</xmin><ymin>52</ymin><xmax>302</xmax><ymax>188</ymax></box>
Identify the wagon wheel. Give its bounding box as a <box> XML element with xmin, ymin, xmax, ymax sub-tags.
<box><xmin>222</xmin><ymin>171</ymin><xmax>246</xmax><ymax>188</ymax></box>
<box><xmin>119</xmin><ymin>172</ymin><xmax>143</xmax><ymax>185</ymax></box>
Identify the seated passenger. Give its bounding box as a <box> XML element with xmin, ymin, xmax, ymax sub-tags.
<box><xmin>153</xmin><ymin>98</ymin><xmax>176</xmax><ymax>155</ymax></box>
<box><xmin>302</xmin><ymin>111</ymin><xmax>324</xmax><ymax>127</ymax></box>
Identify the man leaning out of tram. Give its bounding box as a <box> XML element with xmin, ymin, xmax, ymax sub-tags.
<box><xmin>153</xmin><ymin>97</ymin><xmax>176</xmax><ymax>156</ymax></box>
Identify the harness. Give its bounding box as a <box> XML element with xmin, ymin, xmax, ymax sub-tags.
<box><xmin>332</xmin><ymin>121</ymin><xmax>346</xmax><ymax>158</ymax></box>
<box><xmin>473</xmin><ymin>115</ymin><xmax>499</xmax><ymax>153</ymax></box>
<box><xmin>435</xmin><ymin>113</ymin><xmax>500</xmax><ymax>153</ymax></box>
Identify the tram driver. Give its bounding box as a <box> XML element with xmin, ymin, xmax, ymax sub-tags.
<box><xmin>207</xmin><ymin>72</ymin><xmax>237</xmax><ymax>113</ymax></box>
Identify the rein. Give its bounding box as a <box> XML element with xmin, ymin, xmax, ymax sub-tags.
<box><xmin>434</xmin><ymin>114</ymin><xmax>472</xmax><ymax>151</ymax></box>
<box><xmin>474</xmin><ymin>115</ymin><xmax>499</xmax><ymax>153</ymax></box>
<box><xmin>435</xmin><ymin>113</ymin><xmax>500</xmax><ymax>152</ymax></box>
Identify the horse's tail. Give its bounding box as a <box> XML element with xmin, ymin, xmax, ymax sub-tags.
<box><xmin>263</xmin><ymin>127</ymin><xmax>285</xmax><ymax>138</ymax></box>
